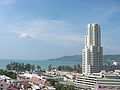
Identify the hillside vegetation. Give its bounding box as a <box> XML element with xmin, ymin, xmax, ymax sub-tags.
<box><xmin>48</xmin><ymin>55</ymin><xmax>120</xmax><ymax>65</ymax></box>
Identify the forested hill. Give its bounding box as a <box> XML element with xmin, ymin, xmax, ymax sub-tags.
<box><xmin>48</xmin><ymin>55</ymin><xmax>82</xmax><ymax>62</ymax></box>
<box><xmin>104</xmin><ymin>55</ymin><xmax>120</xmax><ymax>61</ymax></box>
<box><xmin>48</xmin><ymin>55</ymin><xmax>120</xmax><ymax>63</ymax></box>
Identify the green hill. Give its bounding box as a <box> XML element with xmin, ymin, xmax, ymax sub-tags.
<box><xmin>48</xmin><ymin>55</ymin><xmax>81</xmax><ymax>62</ymax></box>
<box><xmin>48</xmin><ymin>55</ymin><xmax>120</xmax><ymax>65</ymax></box>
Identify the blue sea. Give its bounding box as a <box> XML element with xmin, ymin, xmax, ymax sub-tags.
<box><xmin>0</xmin><ymin>59</ymin><xmax>81</xmax><ymax>70</ymax></box>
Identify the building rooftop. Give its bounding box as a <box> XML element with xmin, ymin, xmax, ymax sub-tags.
<box><xmin>30</xmin><ymin>76</ymin><xmax>46</xmax><ymax>85</ymax></box>
<box><xmin>0</xmin><ymin>75</ymin><xmax>11</xmax><ymax>80</ymax></box>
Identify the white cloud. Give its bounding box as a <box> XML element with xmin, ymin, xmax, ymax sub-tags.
<box><xmin>9</xmin><ymin>19</ymin><xmax>84</xmax><ymax>47</ymax></box>
<box><xmin>19</xmin><ymin>32</ymin><xmax>33</xmax><ymax>39</ymax></box>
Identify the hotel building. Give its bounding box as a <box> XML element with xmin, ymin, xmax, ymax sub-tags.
<box><xmin>82</xmin><ymin>23</ymin><xmax>103</xmax><ymax>74</ymax></box>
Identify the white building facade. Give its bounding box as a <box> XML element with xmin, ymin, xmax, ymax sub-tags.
<box><xmin>75</xmin><ymin>71</ymin><xmax>120</xmax><ymax>90</ymax></box>
<box><xmin>82</xmin><ymin>23</ymin><xmax>103</xmax><ymax>74</ymax></box>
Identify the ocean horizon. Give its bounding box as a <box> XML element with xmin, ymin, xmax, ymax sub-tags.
<box><xmin>0</xmin><ymin>59</ymin><xmax>81</xmax><ymax>70</ymax></box>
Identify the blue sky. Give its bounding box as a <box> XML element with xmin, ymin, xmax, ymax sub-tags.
<box><xmin>0</xmin><ymin>0</ymin><xmax>120</xmax><ymax>60</ymax></box>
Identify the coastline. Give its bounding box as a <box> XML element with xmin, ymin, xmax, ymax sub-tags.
<box><xmin>0</xmin><ymin>59</ymin><xmax>81</xmax><ymax>70</ymax></box>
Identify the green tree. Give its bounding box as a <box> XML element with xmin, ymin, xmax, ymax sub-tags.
<box><xmin>48</xmin><ymin>64</ymin><xmax>52</xmax><ymax>71</ymax></box>
<box><xmin>57</xmin><ymin>65</ymin><xmax>62</xmax><ymax>70</ymax></box>
<box><xmin>31</xmin><ymin>65</ymin><xmax>36</xmax><ymax>72</ymax></box>
<box><xmin>6</xmin><ymin>64</ymin><xmax>11</xmax><ymax>70</ymax></box>
<box><xmin>37</xmin><ymin>65</ymin><xmax>41</xmax><ymax>71</ymax></box>
<box><xmin>74</xmin><ymin>65</ymin><xmax>77</xmax><ymax>70</ymax></box>
<box><xmin>25</xmin><ymin>64</ymin><xmax>31</xmax><ymax>71</ymax></box>
<box><xmin>0</xmin><ymin>70</ymin><xmax>16</xmax><ymax>79</ymax></box>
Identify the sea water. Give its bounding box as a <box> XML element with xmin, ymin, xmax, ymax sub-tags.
<box><xmin>0</xmin><ymin>59</ymin><xmax>81</xmax><ymax>70</ymax></box>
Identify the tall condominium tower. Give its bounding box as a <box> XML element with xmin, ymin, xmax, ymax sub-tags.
<box><xmin>82</xmin><ymin>23</ymin><xmax>103</xmax><ymax>74</ymax></box>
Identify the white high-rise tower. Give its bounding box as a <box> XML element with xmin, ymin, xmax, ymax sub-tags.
<box><xmin>82</xmin><ymin>23</ymin><xmax>103</xmax><ymax>74</ymax></box>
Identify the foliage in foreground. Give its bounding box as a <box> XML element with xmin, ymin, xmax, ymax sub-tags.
<box><xmin>48</xmin><ymin>79</ymin><xmax>78</xmax><ymax>90</ymax></box>
<box><xmin>6</xmin><ymin>62</ymin><xmax>41</xmax><ymax>72</ymax></box>
<box><xmin>48</xmin><ymin>64</ymin><xmax>82</xmax><ymax>73</ymax></box>
<box><xmin>0</xmin><ymin>69</ymin><xmax>16</xmax><ymax>79</ymax></box>
<box><xmin>57</xmin><ymin>64</ymin><xmax>82</xmax><ymax>73</ymax></box>
<box><xmin>6</xmin><ymin>62</ymin><xmax>82</xmax><ymax>73</ymax></box>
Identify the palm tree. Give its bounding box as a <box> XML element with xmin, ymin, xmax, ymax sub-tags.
<box><xmin>37</xmin><ymin>65</ymin><xmax>41</xmax><ymax>71</ymax></box>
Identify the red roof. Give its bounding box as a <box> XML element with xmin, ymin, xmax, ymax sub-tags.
<box><xmin>72</xmin><ymin>75</ymin><xmax>76</xmax><ymax>79</ymax></box>
<box><xmin>30</xmin><ymin>76</ymin><xmax>46</xmax><ymax>85</ymax></box>
<box><xmin>42</xmin><ymin>73</ymin><xmax>57</xmax><ymax>77</ymax></box>
<box><xmin>20</xmin><ymin>81</ymin><xmax>29</xmax><ymax>85</ymax></box>
<box><xmin>9</xmin><ymin>84</ymin><xmax>21</xmax><ymax>89</ymax></box>
<box><xmin>17</xmin><ymin>75</ymin><xmax>30</xmax><ymax>79</ymax></box>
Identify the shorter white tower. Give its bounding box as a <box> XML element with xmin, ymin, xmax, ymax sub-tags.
<box><xmin>82</xmin><ymin>23</ymin><xmax>103</xmax><ymax>74</ymax></box>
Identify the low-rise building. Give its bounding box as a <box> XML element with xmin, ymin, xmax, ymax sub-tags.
<box><xmin>17</xmin><ymin>73</ymin><xmax>41</xmax><ymax>80</ymax></box>
<box><xmin>17</xmin><ymin>72</ymin><xmax>56</xmax><ymax>90</ymax></box>
<box><xmin>0</xmin><ymin>75</ymin><xmax>22</xmax><ymax>90</ymax></box>
<box><xmin>29</xmin><ymin>76</ymin><xmax>56</xmax><ymax>90</ymax></box>
<box><xmin>75</xmin><ymin>70</ymin><xmax>120</xmax><ymax>90</ymax></box>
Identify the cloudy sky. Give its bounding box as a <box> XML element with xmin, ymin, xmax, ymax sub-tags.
<box><xmin>0</xmin><ymin>0</ymin><xmax>120</xmax><ymax>60</ymax></box>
